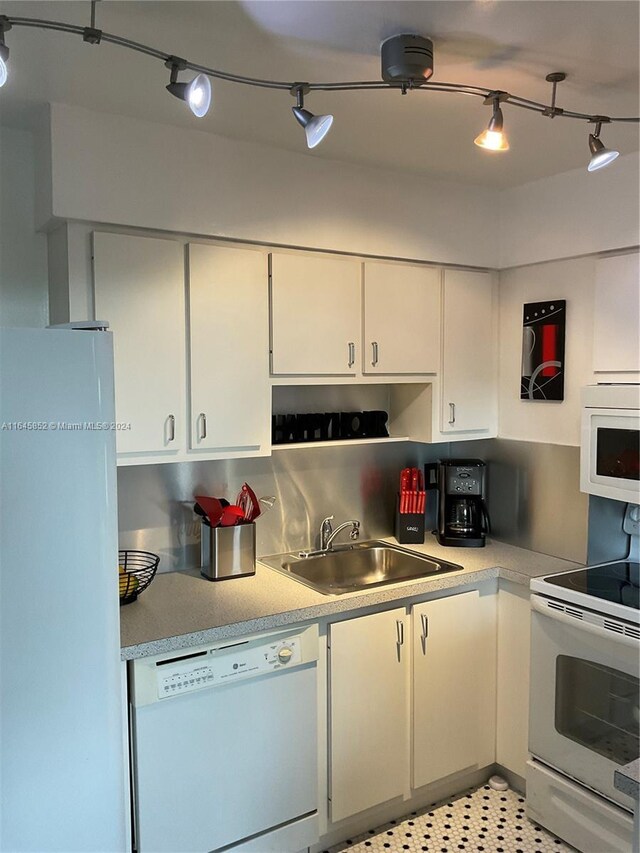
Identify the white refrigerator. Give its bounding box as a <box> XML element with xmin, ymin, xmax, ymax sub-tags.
<box><xmin>0</xmin><ymin>326</ymin><xmax>127</xmax><ymax>852</ymax></box>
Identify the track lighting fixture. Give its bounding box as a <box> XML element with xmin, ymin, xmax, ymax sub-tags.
<box><xmin>291</xmin><ymin>84</ymin><xmax>333</xmax><ymax>149</ymax></box>
<box><xmin>474</xmin><ymin>93</ymin><xmax>509</xmax><ymax>151</ymax></box>
<box><xmin>0</xmin><ymin>15</ymin><xmax>637</xmax><ymax>166</ymax></box>
<box><xmin>0</xmin><ymin>17</ymin><xmax>11</xmax><ymax>89</ymax></box>
<box><xmin>165</xmin><ymin>56</ymin><xmax>211</xmax><ymax>118</ymax></box>
<box><xmin>587</xmin><ymin>120</ymin><xmax>620</xmax><ymax>172</ymax></box>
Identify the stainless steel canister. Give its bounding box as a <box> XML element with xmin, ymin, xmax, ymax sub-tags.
<box><xmin>200</xmin><ymin>522</ymin><xmax>256</xmax><ymax>581</ymax></box>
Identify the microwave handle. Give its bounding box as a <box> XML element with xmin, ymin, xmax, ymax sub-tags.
<box><xmin>531</xmin><ymin>594</ymin><xmax>640</xmax><ymax>650</ymax></box>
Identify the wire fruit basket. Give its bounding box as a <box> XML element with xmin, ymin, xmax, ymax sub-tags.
<box><xmin>119</xmin><ymin>550</ymin><xmax>160</xmax><ymax>605</ymax></box>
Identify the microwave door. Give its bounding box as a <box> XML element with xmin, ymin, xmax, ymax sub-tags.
<box><xmin>581</xmin><ymin>408</ymin><xmax>640</xmax><ymax>502</ymax></box>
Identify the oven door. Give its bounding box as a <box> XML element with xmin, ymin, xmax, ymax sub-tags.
<box><xmin>529</xmin><ymin>594</ymin><xmax>640</xmax><ymax>809</ymax></box>
<box><xmin>580</xmin><ymin>407</ymin><xmax>640</xmax><ymax>502</ymax></box>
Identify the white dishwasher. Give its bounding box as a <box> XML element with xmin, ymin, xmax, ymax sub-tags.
<box><xmin>130</xmin><ymin>624</ymin><xmax>319</xmax><ymax>853</ymax></box>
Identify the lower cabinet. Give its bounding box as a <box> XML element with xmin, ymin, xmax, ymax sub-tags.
<box><xmin>328</xmin><ymin>588</ymin><xmax>496</xmax><ymax>824</ymax></box>
<box><xmin>495</xmin><ymin>580</ymin><xmax>531</xmax><ymax>779</ymax></box>
<box><xmin>329</xmin><ymin>607</ymin><xmax>409</xmax><ymax>822</ymax></box>
<box><xmin>412</xmin><ymin>590</ymin><xmax>496</xmax><ymax>788</ymax></box>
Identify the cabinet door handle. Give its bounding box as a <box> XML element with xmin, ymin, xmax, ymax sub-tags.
<box><xmin>347</xmin><ymin>342</ymin><xmax>355</xmax><ymax>368</ymax></box>
<box><xmin>168</xmin><ymin>414</ymin><xmax>176</xmax><ymax>442</ymax></box>
<box><xmin>396</xmin><ymin>619</ymin><xmax>404</xmax><ymax>647</ymax></box>
<box><xmin>448</xmin><ymin>402</ymin><xmax>456</xmax><ymax>425</ymax></box>
<box><xmin>199</xmin><ymin>412</ymin><xmax>207</xmax><ymax>440</ymax></box>
<box><xmin>420</xmin><ymin>613</ymin><xmax>429</xmax><ymax>654</ymax></box>
<box><xmin>371</xmin><ymin>341</ymin><xmax>379</xmax><ymax>367</ymax></box>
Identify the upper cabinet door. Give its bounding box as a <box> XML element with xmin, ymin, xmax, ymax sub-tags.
<box><xmin>269</xmin><ymin>253</ymin><xmax>361</xmax><ymax>375</ymax></box>
<box><xmin>93</xmin><ymin>232</ymin><xmax>186</xmax><ymax>457</ymax></box>
<box><xmin>440</xmin><ymin>269</ymin><xmax>496</xmax><ymax>434</ymax></box>
<box><xmin>363</xmin><ymin>262</ymin><xmax>441</xmax><ymax>374</ymax></box>
<box><xmin>593</xmin><ymin>252</ymin><xmax>640</xmax><ymax>377</ymax></box>
<box><xmin>188</xmin><ymin>244</ymin><xmax>270</xmax><ymax>452</ymax></box>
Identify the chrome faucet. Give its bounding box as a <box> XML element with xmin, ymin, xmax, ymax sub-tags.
<box><xmin>299</xmin><ymin>515</ymin><xmax>361</xmax><ymax>558</ymax></box>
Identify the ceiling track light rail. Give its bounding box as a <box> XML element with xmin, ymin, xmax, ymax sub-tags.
<box><xmin>1</xmin><ymin>15</ymin><xmax>638</xmax><ymax>167</ymax></box>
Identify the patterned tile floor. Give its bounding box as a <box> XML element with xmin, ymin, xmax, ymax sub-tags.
<box><xmin>327</xmin><ymin>783</ymin><xmax>575</xmax><ymax>853</ymax></box>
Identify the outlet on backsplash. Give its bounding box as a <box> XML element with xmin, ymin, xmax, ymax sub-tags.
<box><xmin>176</xmin><ymin>521</ymin><xmax>201</xmax><ymax>546</ymax></box>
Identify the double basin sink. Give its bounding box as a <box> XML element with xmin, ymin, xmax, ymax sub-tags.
<box><xmin>260</xmin><ymin>540</ymin><xmax>463</xmax><ymax>595</ymax></box>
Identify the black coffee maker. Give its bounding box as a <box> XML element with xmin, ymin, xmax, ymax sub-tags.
<box><xmin>426</xmin><ymin>459</ymin><xmax>490</xmax><ymax>547</ymax></box>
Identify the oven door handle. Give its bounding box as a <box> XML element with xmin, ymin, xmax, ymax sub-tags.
<box><xmin>531</xmin><ymin>594</ymin><xmax>640</xmax><ymax>650</ymax></box>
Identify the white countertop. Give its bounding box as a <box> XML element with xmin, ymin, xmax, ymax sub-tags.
<box><xmin>120</xmin><ymin>535</ymin><xmax>579</xmax><ymax>659</ymax></box>
<box><xmin>614</xmin><ymin>759</ymin><xmax>640</xmax><ymax>801</ymax></box>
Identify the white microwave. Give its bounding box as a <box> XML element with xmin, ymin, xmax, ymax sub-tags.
<box><xmin>580</xmin><ymin>385</ymin><xmax>640</xmax><ymax>503</ymax></box>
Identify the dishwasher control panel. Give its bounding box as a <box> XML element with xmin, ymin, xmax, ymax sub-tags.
<box><xmin>155</xmin><ymin>635</ymin><xmax>303</xmax><ymax>699</ymax></box>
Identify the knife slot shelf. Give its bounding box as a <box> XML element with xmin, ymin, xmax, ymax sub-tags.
<box><xmin>271</xmin><ymin>382</ymin><xmax>433</xmax><ymax>448</ymax></box>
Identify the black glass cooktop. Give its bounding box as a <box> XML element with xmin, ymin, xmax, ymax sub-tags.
<box><xmin>545</xmin><ymin>561</ymin><xmax>639</xmax><ymax>610</ymax></box>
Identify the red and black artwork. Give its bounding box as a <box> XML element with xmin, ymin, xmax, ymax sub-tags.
<box><xmin>520</xmin><ymin>299</ymin><xmax>566</xmax><ymax>401</ymax></box>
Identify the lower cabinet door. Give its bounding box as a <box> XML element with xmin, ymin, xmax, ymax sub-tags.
<box><xmin>329</xmin><ymin>608</ymin><xmax>409</xmax><ymax>822</ymax></box>
<box><xmin>412</xmin><ymin>590</ymin><xmax>495</xmax><ymax>788</ymax></box>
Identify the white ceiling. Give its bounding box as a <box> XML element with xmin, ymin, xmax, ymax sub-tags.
<box><xmin>0</xmin><ymin>0</ymin><xmax>638</xmax><ymax>187</ymax></box>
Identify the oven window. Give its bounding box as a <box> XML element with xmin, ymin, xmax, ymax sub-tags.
<box><xmin>596</xmin><ymin>427</ymin><xmax>640</xmax><ymax>480</ymax></box>
<box><xmin>555</xmin><ymin>656</ymin><xmax>639</xmax><ymax>764</ymax></box>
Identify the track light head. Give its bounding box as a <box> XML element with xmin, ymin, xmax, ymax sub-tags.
<box><xmin>0</xmin><ymin>17</ymin><xmax>12</xmax><ymax>88</ymax></box>
<box><xmin>291</xmin><ymin>84</ymin><xmax>333</xmax><ymax>148</ymax></box>
<box><xmin>165</xmin><ymin>57</ymin><xmax>211</xmax><ymax>118</ymax></box>
<box><xmin>292</xmin><ymin>107</ymin><xmax>334</xmax><ymax>149</ymax></box>
<box><xmin>587</xmin><ymin>121</ymin><xmax>619</xmax><ymax>172</ymax></box>
<box><xmin>475</xmin><ymin>94</ymin><xmax>509</xmax><ymax>151</ymax></box>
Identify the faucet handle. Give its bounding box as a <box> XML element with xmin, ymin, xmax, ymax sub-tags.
<box><xmin>319</xmin><ymin>515</ymin><xmax>334</xmax><ymax>550</ymax></box>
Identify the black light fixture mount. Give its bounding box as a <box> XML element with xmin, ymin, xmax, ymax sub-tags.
<box><xmin>542</xmin><ymin>72</ymin><xmax>566</xmax><ymax>117</ymax></box>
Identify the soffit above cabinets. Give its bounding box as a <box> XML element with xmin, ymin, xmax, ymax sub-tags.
<box><xmin>1</xmin><ymin>0</ymin><xmax>638</xmax><ymax>187</ymax></box>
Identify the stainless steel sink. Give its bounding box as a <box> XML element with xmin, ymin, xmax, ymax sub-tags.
<box><xmin>259</xmin><ymin>540</ymin><xmax>463</xmax><ymax>595</ymax></box>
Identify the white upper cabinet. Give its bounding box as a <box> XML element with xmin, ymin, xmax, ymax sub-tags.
<box><xmin>93</xmin><ymin>232</ymin><xmax>186</xmax><ymax>458</ymax></box>
<box><xmin>440</xmin><ymin>269</ymin><xmax>496</xmax><ymax>435</ymax></box>
<box><xmin>188</xmin><ymin>244</ymin><xmax>270</xmax><ymax>453</ymax></box>
<box><xmin>363</xmin><ymin>262</ymin><xmax>441</xmax><ymax>374</ymax></box>
<box><xmin>593</xmin><ymin>252</ymin><xmax>640</xmax><ymax>378</ymax></box>
<box><xmin>269</xmin><ymin>253</ymin><xmax>361</xmax><ymax>376</ymax></box>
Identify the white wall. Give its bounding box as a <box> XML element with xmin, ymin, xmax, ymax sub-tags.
<box><xmin>497</xmin><ymin>152</ymin><xmax>639</xmax><ymax>447</ymax></box>
<box><xmin>498</xmin><ymin>255</ymin><xmax>597</xmax><ymax>446</ymax></box>
<box><xmin>39</xmin><ymin>103</ymin><xmax>500</xmax><ymax>269</ymax></box>
<box><xmin>0</xmin><ymin>127</ymin><xmax>48</xmax><ymax>326</ymax></box>
<box><xmin>499</xmin><ymin>153</ymin><xmax>640</xmax><ymax>268</ymax></box>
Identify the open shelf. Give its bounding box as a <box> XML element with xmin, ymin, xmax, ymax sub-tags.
<box><xmin>271</xmin><ymin>382</ymin><xmax>433</xmax><ymax>449</ymax></box>
<box><xmin>272</xmin><ymin>436</ymin><xmax>410</xmax><ymax>451</ymax></box>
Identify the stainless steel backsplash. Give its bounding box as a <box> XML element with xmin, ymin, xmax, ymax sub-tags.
<box><xmin>117</xmin><ymin>438</ymin><xmax>589</xmax><ymax>571</ymax></box>
<box><xmin>117</xmin><ymin>443</ymin><xmax>443</xmax><ymax>572</ymax></box>
<box><xmin>463</xmin><ymin>438</ymin><xmax>588</xmax><ymax>564</ymax></box>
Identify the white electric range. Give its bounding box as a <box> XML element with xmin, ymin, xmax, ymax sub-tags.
<box><xmin>527</xmin><ymin>557</ymin><xmax>639</xmax><ymax>853</ymax></box>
